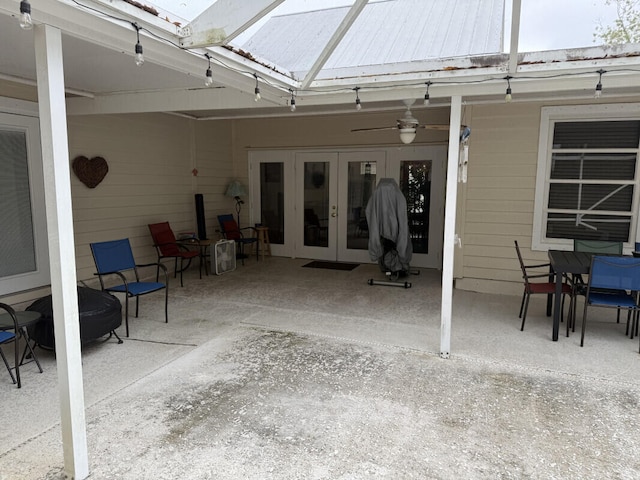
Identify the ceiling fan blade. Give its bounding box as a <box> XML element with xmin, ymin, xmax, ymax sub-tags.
<box><xmin>419</xmin><ymin>124</ymin><xmax>450</xmax><ymax>131</ymax></box>
<box><xmin>351</xmin><ymin>126</ymin><xmax>397</xmax><ymax>132</ymax></box>
<box><xmin>418</xmin><ymin>124</ymin><xmax>470</xmax><ymax>131</ymax></box>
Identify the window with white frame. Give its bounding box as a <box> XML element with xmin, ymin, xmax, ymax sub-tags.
<box><xmin>533</xmin><ymin>104</ymin><xmax>640</xmax><ymax>251</ymax></box>
<box><xmin>0</xmin><ymin>105</ymin><xmax>49</xmax><ymax>296</ymax></box>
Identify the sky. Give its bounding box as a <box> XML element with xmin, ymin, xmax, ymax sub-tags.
<box><xmin>148</xmin><ymin>0</ymin><xmax>621</xmax><ymax>53</ymax></box>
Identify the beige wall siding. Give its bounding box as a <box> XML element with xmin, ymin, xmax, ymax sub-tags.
<box><xmin>455</xmin><ymin>102</ymin><xmax>545</xmax><ymax>295</ymax></box>
<box><xmin>192</xmin><ymin>120</ymin><xmax>235</xmax><ymax>236</ymax></box>
<box><xmin>67</xmin><ymin>113</ymin><xmax>197</xmax><ymax>283</ymax></box>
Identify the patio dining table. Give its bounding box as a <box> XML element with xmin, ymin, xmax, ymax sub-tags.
<box><xmin>547</xmin><ymin>250</ymin><xmax>593</xmax><ymax>341</ymax></box>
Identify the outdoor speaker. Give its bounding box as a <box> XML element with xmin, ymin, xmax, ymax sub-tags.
<box><xmin>195</xmin><ymin>194</ymin><xmax>207</xmax><ymax>240</ymax></box>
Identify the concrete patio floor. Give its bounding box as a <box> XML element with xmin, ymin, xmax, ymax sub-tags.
<box><xmin>0</xmin><ymin>256</ymin><xmax>639</xmax><ymax>479</ymax></box>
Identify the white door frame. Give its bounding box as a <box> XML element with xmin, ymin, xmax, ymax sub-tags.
<box><xmin>249</xmin><ymin>145</ymin><xmax>447</xmax><ymax>266</ymax></box>
<box><xmin>387</xmin><ymin>145</ymin><xmax>447</xmax><ymax>269</ymax></box>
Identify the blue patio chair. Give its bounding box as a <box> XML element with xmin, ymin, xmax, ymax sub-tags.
<box><xmin>580</xmin><ymin>255</ymin><xmax>640</xmax><ymax>348</ymax></box>
<box><xmin>90</xmin><ymin>238</ymin><xmax>168</xmax><ymax>337</ymax></box>
<box><xmin>571</xmin><ymin>240</ymin><xmax>625</xmax><ymax>334</ymax></box>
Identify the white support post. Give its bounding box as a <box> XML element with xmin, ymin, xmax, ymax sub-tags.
<box><xmin>440</xmin><ymin>95</ymin><xmax>463</xmax><ymax>359</ymax></box>
<box><xmin>34</xmin><ymin>24</ymin><xmax>89</xmax><ymax>479</ymax></box>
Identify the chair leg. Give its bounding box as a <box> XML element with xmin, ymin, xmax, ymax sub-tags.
<box><xmin>520</xmin><ymin>294</ymin><xmax>530</xmax><ymax>331</ymax></box>
<box><xmin>567</xmin><ymin>294</ymin><xmax>574</xmax><ymax>337</ymax></box>
<box><xmin>19</xmin><ymin>333</ymin><xmax>43</xmax><ymax>373</ymax></box>
<box><xmin>519</xmin><ymin>291</ymin><xmax>526</xmax><ymax>318</ymax></box>
<box><xmin>179</xmin><ymin>258</ymin><xmax>184</xmax><ymax>288</ymax></box>
<box><xmin>580</xmin><ymin>303</ymin><xmax>589</xmax><ymax>347</ymax></box>
<box><xmin>164</xmin><ymin>288</ymin><xmax>169</xmax><ymax>324</ymax></box>
<box><xmin>135</xmin><ymin>296</ymin><xmax>140</xmax><ymax>318</ymax></box>
<box><xmin>0</xmin><ymin>347</ymin><xmax>17</xmax><ymax>384</ymax></box>
<box><xmin>124</xmin><ymin>296</ymin><xmax>130</xmax><ymax>338</ymax></box>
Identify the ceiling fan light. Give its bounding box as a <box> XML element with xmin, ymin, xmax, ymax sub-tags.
<box><xmin>399</xmin><ymin>128</ymin><xmax>416</xmax><ymax>144</ymax></box>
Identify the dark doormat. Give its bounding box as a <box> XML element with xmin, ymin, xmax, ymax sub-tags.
<box><xmin>302</xmin><ymin>261</ymin><xmax>360</xmax><ymax>271</ymax></box>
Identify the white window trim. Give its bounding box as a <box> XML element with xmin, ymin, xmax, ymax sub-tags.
<box><xmin>0</xmin><ymin>97</ymin><xmax>49</xmax><ymax>296</ymax></box>
<box><xmin>533</xmin><ymin>103</ymin><xmax>640</xmax><ymax>253</ymax></box>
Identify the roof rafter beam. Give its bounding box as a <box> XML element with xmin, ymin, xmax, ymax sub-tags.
<box><xmin>508</xmin><ymin>0</ymin><xmax>522</xmax><ymax>73</ymax></box>
<box><xmin>300</xmin><ymin>0</ymin><xmax>369</xmax><ymax>89</ymax></box>
<box><xmin>179</xmin><ymin>0</ymin><xmax>286</xmax><ymax>48</ymax></box>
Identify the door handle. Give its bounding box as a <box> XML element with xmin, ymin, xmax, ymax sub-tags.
<box><xmin>331</xmin><ymin>212</ymin><xmax>337</xmax><ymax>217</ymax></box>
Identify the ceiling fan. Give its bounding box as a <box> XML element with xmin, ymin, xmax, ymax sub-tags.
<box><xmin>351</xmin><ymin>99</ymin><xmax>470</xmax><ymax>144</ymax></box>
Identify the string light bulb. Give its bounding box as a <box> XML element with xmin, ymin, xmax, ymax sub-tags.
<box><xmin>19</xmin><ymin>0</ymin><xmax>33</xmax><ymax>30</ymax></box>
<box><xmin>423</xmin><ymin>81</ymin><xmax>432</xmax><ymax>106</ymax></box>
<box><xmin>289</xmin><ymin>89</ymin><xmax>296</xmax><ymax>112</ymax></box>
<box><xmin>354</xmin><ymin>86</ymin><xmax>362</xmax><ymax>111</ymax></box>
<box><xmin>504</xmin><ymin>75</ymin><xmax>513</xmax><ymax>103</ymax></box>
<box><xmin>595</xmin><ymin>69</ymin><xmax>605</xmax><ymax>99</ymax></box>
<box><xmin>254</xmin><ymin>74</ymin><xmax>261</xmax><ymax>101</ymax></box>
<box><xmin>204</xmin><ymin>54</ymin><xmax>213</xmax><ymax>87</ymax></box>
<box><xmin>133</xmin><ymin>23</ymin><xmax>144</xmax><ymax>66</ymax></box>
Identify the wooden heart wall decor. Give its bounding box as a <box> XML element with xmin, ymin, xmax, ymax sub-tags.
<box><xmin>72</xmin><ymin>155</ymin><xmax>109</xmax><ymax>189</ymax></box>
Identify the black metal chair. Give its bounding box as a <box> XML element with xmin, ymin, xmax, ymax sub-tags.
<box><xmin>217</xmin><ymin>214</ymin><xmax>258</xmax><ymax>265</ymax></box>
<box><xmin>148</xmin><ymin>222</ymin><xmax>201</xmax><ymax>287</ymax></box>
<box><xmin>0</xmin><ymin>303</ymin><xmax>43</xmax><ymax>388</ymax></box>
<box><xmin>514</xmin><ymin>241</ymin><xmax>572</xmax><ymax>331</ymax></box>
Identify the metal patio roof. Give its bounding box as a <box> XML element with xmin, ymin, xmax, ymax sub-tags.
<box><xmin>1</xmin><ymin>0</ymin><xmax>640</xmax><ymax>118</ymax></box>
<box><xmin>242</xmin><ymin>0</ymin><xmax>505</xmax><ymax>81</ymax></box>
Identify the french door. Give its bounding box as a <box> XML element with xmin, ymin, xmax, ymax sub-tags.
<box><xmin>295</xmin><ymin>151</ymin><xmax>385</xmax><ymax>262</ymax></box>
<box><xmin>249</xmin><ymin>146</ymin><xmax>445</xmax><ymax>268</ymax></box>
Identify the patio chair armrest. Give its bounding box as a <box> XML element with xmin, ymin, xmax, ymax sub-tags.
<box><xmin>0</xmin><ymin>303</ymin><xmax>20</xmax><ymax>331</ymax></box>
<box><xmin>524</xmin><ymin>262</ymin><xmax>551</xmax><ymax>269</ymax></box>
<box><xmin>526</xmin><ymin>273</ymin><xmax>552</xmax><ymax>279</ymax></box>
<box><xmin>136</xmin><ymin>262</ymin><xmax>167</xmax><ymax>272</ymax></box>
<box><xmin>94</xmin><ymin>270</ymin><xmax>126</xmax><ymax>279</ymax></box>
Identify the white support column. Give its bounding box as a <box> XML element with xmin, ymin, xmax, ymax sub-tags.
<box><xmin>34</xmin><ymin>24</ymin><xmax>89</xmax><ymax>479</ymax></box>
<box><xmin>440</xmin><ymin>95</ymin><xmax>463</xmax><ymax>359</ymax></box>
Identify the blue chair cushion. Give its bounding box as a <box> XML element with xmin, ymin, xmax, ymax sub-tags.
<box><xmin>0</xmin><ymin>331</ymin><xmax>15</xmax><ymax>343</ymax></box>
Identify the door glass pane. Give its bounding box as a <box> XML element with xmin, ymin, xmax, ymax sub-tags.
<box><xmin>259</xmin><ymin>162</ymin><xmax>284</xmax><ymax>244</ymax></box>
<box><xmin>0</xmin><ymin>130</ymin><xmax>36</xmax><ymax>277</ymax></box>
<box><xmin>304</xmin><ymin>162</ymin><xmax>329</xmax><ymax>247</ymax></box>
<box><xmin>347</xmin><ymin>161</ymin><xmax>376</xmax><ymax>249</ymax></box>
<box><xmin>399</xmin><ymin>160</ymin><xmax>432</xmax><ymax>254</ymax></box>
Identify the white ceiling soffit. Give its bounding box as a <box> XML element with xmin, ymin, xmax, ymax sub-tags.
<box><xmin>179</xmin><ymin>0</ymin><xmax>286</xmax><ymax>48</ymax></box>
